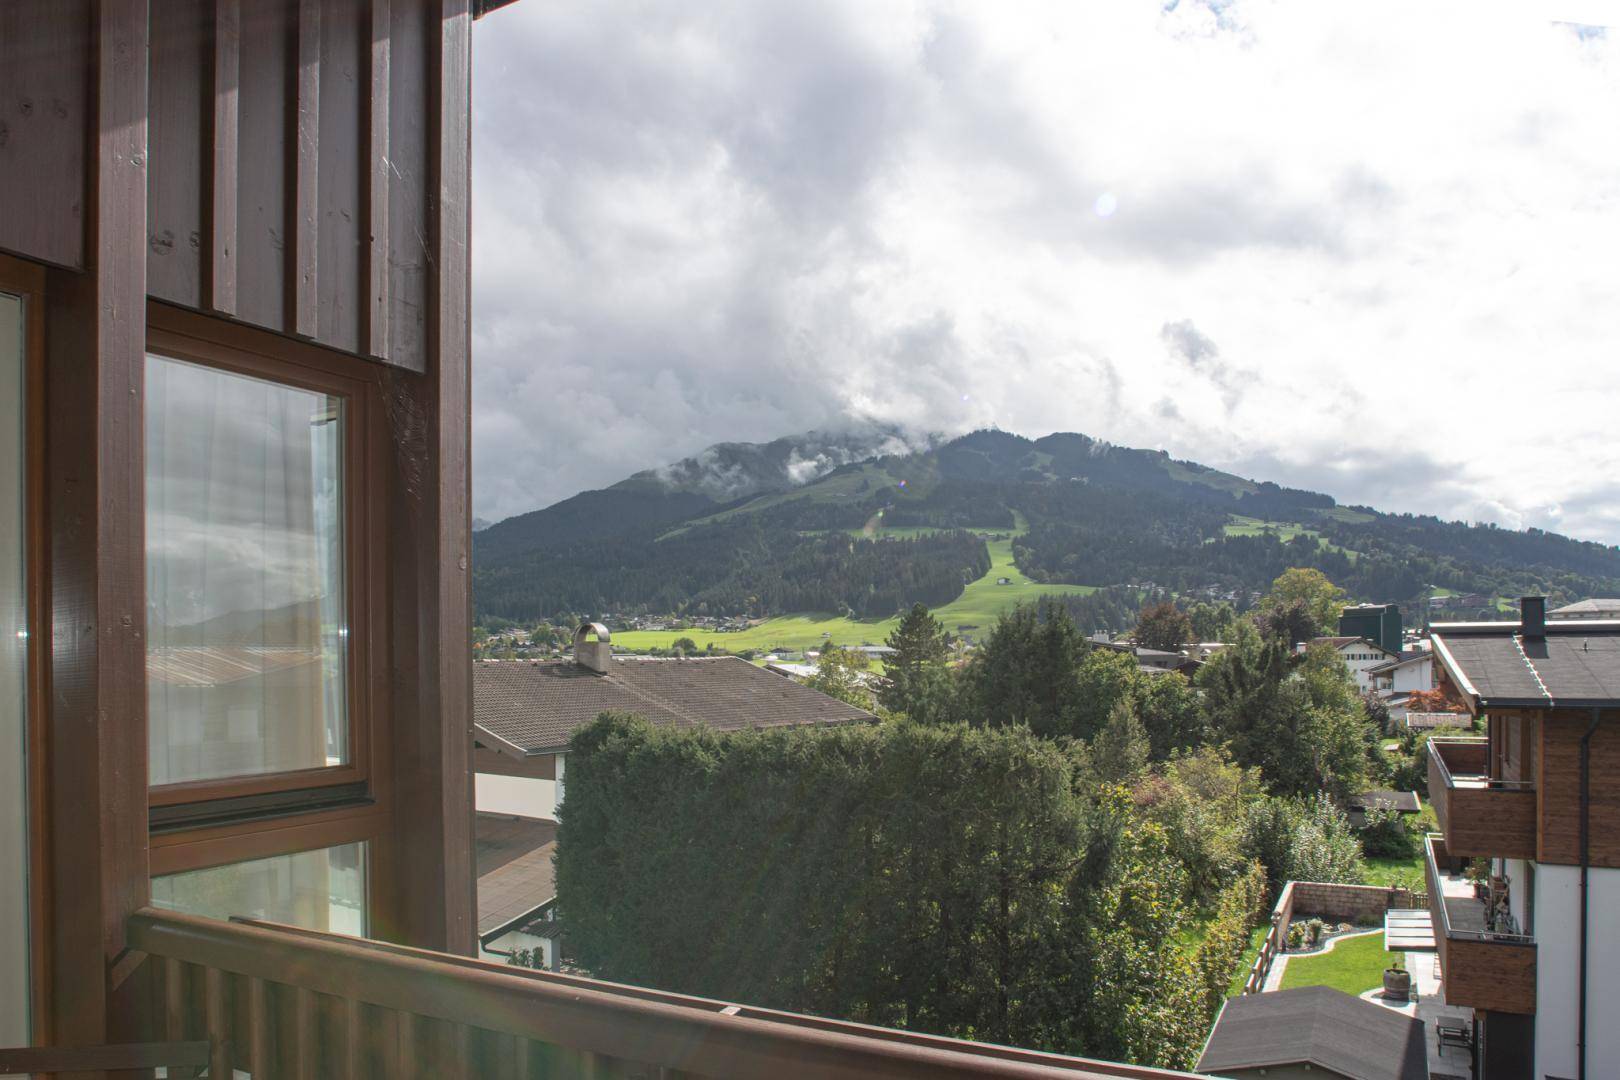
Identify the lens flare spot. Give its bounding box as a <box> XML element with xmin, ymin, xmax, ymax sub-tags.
<box><xmin>1095</xmin><ymin>191</ymin><xmax>1118</xmax><ymax>217</ymax></box>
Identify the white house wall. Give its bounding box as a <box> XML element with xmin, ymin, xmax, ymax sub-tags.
<box><xmin>474</xmin><ymin>754</ymin><xmax>566</xmax><ymax>822</ymax></box>
<box><xmin>1532</xmin><ymin>862</ymin><xmax>1620</xmax><ymax>1080</ymax></box>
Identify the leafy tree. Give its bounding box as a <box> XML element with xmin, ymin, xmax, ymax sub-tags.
<box><xmin>1133</xmin><ymin>601</ymin><xmax>1193</xmax><ymax>652</ymax></box>
<box><xmin>879</xmin><ymin>603</ymin><xmax>954</xmax><ymax>722</ymax></box>
<box><xmin>805</xmin><ymin>644</ymin><xmax>875</xmax><ymax>710</ymax></box>
<box><xmin>1191</xmin><ymin>860</ymin><xmax>1268</xmax><ymax>1007</ymax></box>
<box><xmin>1259</xmin><ymin>568</ymin><xmax>1345</xmax><ymax>639</ymax></box>
<box><xmin>670</xmin><ymin>636</ymin><xmax>698</xmax><ymax>656</ymax></box>
<box><xmin>1186</xmin><ymin>601</ymin><xmax>1240</xmax><ymax>643</ymax></box>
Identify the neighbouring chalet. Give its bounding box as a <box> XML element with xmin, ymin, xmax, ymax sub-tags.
<box><xmin>1309</xmin><ymin>635</ymin><xmax>1398</xmax><ymax>693</ymax></box>
<box><xmin>1368</xmin><ymin>649</ymin><xmax>1436</xmax><ymax>723</ymax></box>
<box><xmin>1549</xmin><ymin>597</ymin><xmax>1620</xmax><ymax>621</ymax></box>
<box><xmin>1095</xmin><ymin>639</ymin><xmax>1204</xmax><ymax>677</ymax></box>
<box><xmin>470</xmin><ymin>623</ymin><xmax>877</xmax><ymax>960</ymax></box>
<box><xmin>1199</xmin><ymin>987</ymin><xmax>1428</xmax><ymax>1080</ymax></box>
<box><xmin>1424</xmin><ymin>597</ymin><xmax>1620</xmax><ymax>1080</ymax></box>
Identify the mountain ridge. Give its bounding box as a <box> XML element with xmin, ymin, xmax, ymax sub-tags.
<box><xmin>472</xmin><ymin>427</ymin><xmax>1620</xmax><ymax>626</ymax></box>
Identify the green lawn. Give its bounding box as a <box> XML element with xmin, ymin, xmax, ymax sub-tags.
<box><xmin>612</xmin><ymin>526</ymin><xmax>1101</xmax><ymax>654</ymax></box>
<box><xmin>1361</xmin><ymin>853</ymin><xmax>1426</xmax><ymax>889</ymax></box>
<box><xmin>1278</xmin><ymin>931</ymin><xmax>1392</xmax><ymax>995</ymax></box>
<box><xmin>1220</xmin><ymin>515</ymin><xmax>1360</xmax><ymax>562</ymax></box>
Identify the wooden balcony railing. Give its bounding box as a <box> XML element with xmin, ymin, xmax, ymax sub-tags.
<box><xmin>126</xmin><ymin>907</ymin><xmax>1204</xmax><ymax>1080</ymax></box>
<box><xmin>1427</xmin><ymin>737</ymin><xmax>1537</xmax><ymax>859</ymax></box>
<box><xmin>1423</xmin><ymin>835</ymin><xmax>1536</xmax><ymax>1015</ymax></box>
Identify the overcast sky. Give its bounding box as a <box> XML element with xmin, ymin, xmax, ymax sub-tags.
<box><xmin>470</xmin><ymin>0</ymin><xmax>1620</xmax><ymax>545</ymax></box>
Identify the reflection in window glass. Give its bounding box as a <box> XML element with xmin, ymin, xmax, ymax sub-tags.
<box><xmin>152</xmin><ymin>842</ymin><xmax>366</xmax><ymax>936</ymax></box>
<box><xmin>0</xmin><ymin>291</ymin><xmax>29</xmax><ymax>1046</ymax></box>
<box><xmin>145</xmin><ymin>354</ymin><xmax>347</xmax><ymax>785</ymax></box>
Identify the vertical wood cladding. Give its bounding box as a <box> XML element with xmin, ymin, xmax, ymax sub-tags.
<box><xmin>3</xmin><ymin>0</ymin><xmax>435</xmax><ymax>369</ymax></box>
<box><xmin>129</xmin><ymin>0</ymin><xmax>430</xmax><ymax>369</ymax></box>
<box><xmin>1537</xmin><ymin>708</ymin><xmax>1620</xmax><ymax>868</ymax></box>
<box><xmin>147</xmin><ymin>0</ymin><xmax>211</xmax><ymax>307</ymax></box>
<box><xmin>0</xmin><ymin>0</ymin><xmax>91</xmax><ymax>269</ymax></box>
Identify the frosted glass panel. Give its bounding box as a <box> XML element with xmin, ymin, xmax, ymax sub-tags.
<box><xmin>152</xmin><ymin>842</ymin><xmax>366</xmax><ymax>936</ymax></box>
<box><xmin>145</xmin><ymin>354</ymin><xmax>348</xmax><ymax>785</ymax></box>
<box><xmin>0</xmin><ymin>290</ymin><xmax>28</xmax><ymax>1045</ymax></box>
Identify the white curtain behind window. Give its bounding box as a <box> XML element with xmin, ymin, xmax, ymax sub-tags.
<box><xmin>145</xmin><ymin>355</ymin><xmax>347</xmax><ymax>785</ymax></box>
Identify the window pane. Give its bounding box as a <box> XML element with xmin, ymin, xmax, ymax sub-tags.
<box><xmin>146</xmin><ymin>354</ymin><xmax>348</xmax><ymax>785</ymax></box>
<box><xmin>152</xmin><ymin>843</ymin><xmax>366</xmax><ymax>935</ymax></box>
<box><xmin>0</xmin><ymin>291</ymin><xmax>28</xmax><ymax>1044</ymax></box>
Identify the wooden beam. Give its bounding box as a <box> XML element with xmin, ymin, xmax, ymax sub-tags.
<box><xmin>0</xmin><ymin>1041</ymin><xmax>211</xmax><ymax>1073</ymax></box>
<box><xmin>45</xmin><ymin>0</ymin><xmax>152</xmax><ymax>1048</ymax></box>
<box><xmin>293</xmin><ymin>0</ymin><xmax>322</xmax><ymax>337</ymax></box>
<box><xmin>366</xmin><ymin>0</ymin><xmax>392</xmax><ymax>360</ymax></box>
<box><xmin>432</xmin><ymin>0</ymin><xmax>476</xmax><ymax>956</ymax></box>
<box><xmin>208</xmin><ymin>0</ymin><xmax>240</xmax><ymax>315</ymax></box>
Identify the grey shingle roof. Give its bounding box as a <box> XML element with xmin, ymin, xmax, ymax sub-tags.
<box><xmin>1551</xmin><ymin>598</ymin><xmax>1620</xmax><ymax>617</ymax></box>
<box><xmin>1431</xmin><ymin>621</ymin><xmax>1620</xmax><ymax>708</ymax></box>
<box><xmin>474</xmin><ymin>656</ymin><xmax>877</xmax><ymax>754</ymax></box>
<box><xmin>1198</xmin><ymin>987</ymin><xmax>1427</xmax><ymax>1080</ymax></box>
<box><xmin>475</xmin><ymin>814</ymin><xmax>557</xmax><ymax>939</ymax></box>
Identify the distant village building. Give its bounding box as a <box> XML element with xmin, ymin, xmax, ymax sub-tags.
<box><xmin>1368</xmin><ymin>649</ymin><xmax>1436</xmax><ymax>723</ymax></box>
<box><xmin>1549</xmin><ymin>597</ymin><xmax>1620</xmax><ymax>621</ymax></box>
<box><xmin>471</xmin><ymin>624</ymin><xmax>876</xmax><ymax>962</ymax></box>
<box><xmin>1309</xmin><ymin>636</ymin><xmax>1398</xmax><ymax>693</ymax></box>
<box><xmin>1338</xmin><ymin>603</ymin><xmax>1403</xmax><ymax>656</ymax></box>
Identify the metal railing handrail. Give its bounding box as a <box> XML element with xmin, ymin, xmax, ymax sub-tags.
<box><xmin>1425</xmin><ymin>738</ymin><xmax>1536</xmax><ymax>791</ymax></box>
<box><xmin>1423</xmin><ymin>834</ymin><xmax>1535</xmax><ymax>946</ymax></box>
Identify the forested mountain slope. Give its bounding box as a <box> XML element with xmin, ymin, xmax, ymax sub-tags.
<box><xmin>474</xmin><ymin>428</ymin><xmax>1620</xmax><ymax>623</ymax></box>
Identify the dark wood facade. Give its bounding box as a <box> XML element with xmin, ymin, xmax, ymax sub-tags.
<box><xmin>1</xmin><ymin>0</ymin><xmax>475</xmax><ymax>1055</ymax></box>
<box><xmin>1427</xmin><ymin>737</ymin><xmax>1537</xmax><ymax>860</ymax></box>
<box><xmin>1535</xmin><ymin>707</ymin><xmax>1620</xmax><ymax>868</ymax></box>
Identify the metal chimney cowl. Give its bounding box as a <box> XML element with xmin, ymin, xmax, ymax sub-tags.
<box><xmin>574</xmin><ymin>622</ymin><xmax>614</xmax><ymax>674</ymax></box>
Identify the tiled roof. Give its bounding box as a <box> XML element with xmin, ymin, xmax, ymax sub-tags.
<box><xmin>1431</xmin><ymin>621</ymin><xmax>1620</xmax><ymax>708</ymax></box>
<box><xmin>1551</xmin><ymin>598</ymin><xmax>1620</xmax><ymax>617</ymax></box>
<box><xmin>1199</xmin><ymin>987</ymin><xmax>1427</xmax><ymax>1080</ymax></box>
<box><xmin>475</xmin><ymin>814</ymin><xmax>557</xmax><ymax>939</ymax></box>
<box><xmin>475</xmin><ymin>656</ymin><xmax>877</xmax><ymax>754</ymax></box>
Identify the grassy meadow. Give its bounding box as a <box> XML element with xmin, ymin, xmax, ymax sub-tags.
<box><xmin>611</xmin><ymin>529</ymin><xmax>1100</xmax><ymax>654</ymax></box>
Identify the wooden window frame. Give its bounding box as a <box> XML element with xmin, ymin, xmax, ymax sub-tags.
<box><xmin>144</xmin><ymin>303</ymin><xmax>393</xmax><ymax>876</ymax></box>
<box><xmin>2</xmin><ymin>251</ymin><xmax>50</xmax><ymax>1047</ymax></box>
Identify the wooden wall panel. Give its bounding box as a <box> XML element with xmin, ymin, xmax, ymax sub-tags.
<box><xmin>386</xmin><ymin>0</ymin><xmax>431</xmax><ymax>373</ymax></box>
<box><xmin>147</xmin><ymin>0</ymin><xmax>211</xmax><ymax>308</ymax></box>
<box><xmin>234</xmin><ymin>0</ymin><xmax>293</xmax><ymax>333</ymax></box>
<box><xmin>317</xmin><ymin>0</ymin><xmax>368</xmax><ymax>354</ymax></box>
<box><xmin>1537</xmin><ymin>709</ymin><xmax>1620</xmax><ymax>868</ymax></box>
<box><xmin>134</xmin><ymin>0</ymin><xmax>431</xmax><ymax>368</ymax></box>
<box><xmin>0</xmin><ymin>0</ymin><xmax>91</xmax><ymax>270</ymax></box>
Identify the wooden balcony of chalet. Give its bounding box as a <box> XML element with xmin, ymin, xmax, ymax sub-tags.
<box><xmin>1423</xmin><ymin>835</ymin><xmax>1536</xmax><ymax>1016</ymax></box>
<box><xmin>124</xmin><ymin>908</ymin><xmax>1198</xmax><ymax>1080</ymax></box>
<box><xmin>1426</xmin><ymin>737</ymin><xmax>1536</xmax><ymax>859</ymax></box>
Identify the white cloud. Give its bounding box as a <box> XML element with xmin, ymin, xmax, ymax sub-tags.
<box><xmin>471</xmin><ymin>0</ymin><xmax>1620</xmax><ymax>544</ymax></box>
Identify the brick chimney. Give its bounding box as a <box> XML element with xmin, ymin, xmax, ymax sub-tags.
<box><xmin>573</xmin><ymin>622</ymin><xmax>614</xmax><ymax>674</ymax></box>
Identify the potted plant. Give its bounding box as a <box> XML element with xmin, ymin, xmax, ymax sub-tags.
<box><xmin>1383</xmin><ymin>957</ymin><xmax>1412</xmax><ymax>1001</ymax></box>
